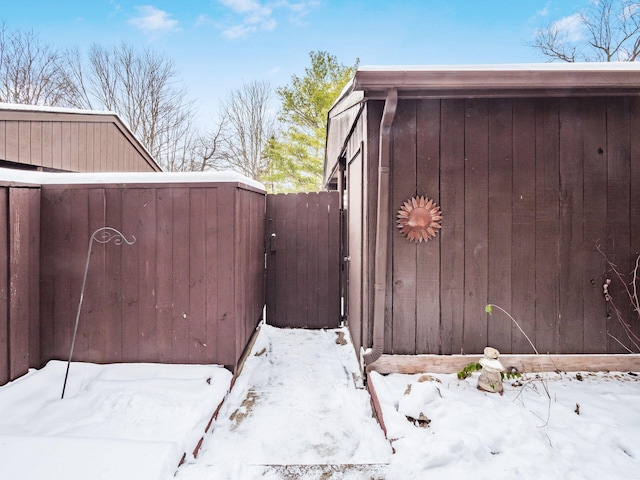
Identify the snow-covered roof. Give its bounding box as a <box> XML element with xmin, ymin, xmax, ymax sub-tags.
<box><xmin>333</xmin><ymin>62</ymin><xmax>640</xmax><ymax>107</ymax></box>
<box><xmin>0</xmin><ymin>167</ymin><xmax>266</xmax><ymax>192</ymax></box>
<box><xmin>0</xmin><ymin>102</ymin><xmax>115</xmax><ymax>116</ymax></box>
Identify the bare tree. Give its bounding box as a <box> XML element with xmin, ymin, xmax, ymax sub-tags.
<box><xmin>532</xmin><ymin>0</ymin><xmax>640</xmax><ymax>62</ymax></box>
<box><xmin>206</xmin><ymin>80</ymin><xmax>276</xmax><ymax>181</ymax></box>
<box><xmin>64</xmin><ymin>43</ymin><xmax>197</xmax><ymax>171</ymax></box>
<box><xmin>0</xmin><ymin>24</ymin><xmax>75</xmax><ymax>106</ymax></box>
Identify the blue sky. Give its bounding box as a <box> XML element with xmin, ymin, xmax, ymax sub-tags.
<box><xmin>1</xmin><ymin>0</ymin><xmax>589</xmax><ymax>125</ymax></box>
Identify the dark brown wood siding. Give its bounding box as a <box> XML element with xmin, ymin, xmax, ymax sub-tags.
<box><xmin>39</xmin><ymin>183</ymin><xmax>265</xmax><ymax>369</ymax></box>
<box><xmin>0</xmin><ymin>186</ymin><xmax>40</xmax><ymax>384</ymax></box>
<box><xmin>0</xmin><ymin>112</ymin><xmax>159</xmax><ymax>172</ymax></box>
<box><xmin>355</xmin><ymin>96</ymin><xmax>640</xmax><ymax>355</ymax></box>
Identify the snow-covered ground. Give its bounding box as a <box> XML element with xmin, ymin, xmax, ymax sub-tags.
<box><xmin>372</xmin><ymin>369</ymin><xmax>640</xmax><ymax>479</ymax></box>
<box><xmin>2</xmin><ymin>325</ymin><xmax>640</xmax><ymax>479</ymax></box>
<box><xmin>175</xmin><ymin>324</ymin><xmax>392</xmax><ymax>479</ymax></box>
<box><xmin>0</xmin><ymin>361</ymin><xmax>231</xmax><ymax>480</ymax></box>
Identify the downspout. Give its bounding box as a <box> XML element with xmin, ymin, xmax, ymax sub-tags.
<box><xmin>363</xmin><ymin>88</ymin><xmax>398</xmax><ymax>368</ymax></box>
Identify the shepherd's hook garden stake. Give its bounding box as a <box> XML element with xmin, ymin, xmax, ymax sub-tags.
<box><xmin>61</xmin><ymin>227</ymin><xmax>136</xmax><ymax>399</ymax></box>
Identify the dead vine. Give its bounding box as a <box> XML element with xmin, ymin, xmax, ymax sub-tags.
<box><xmin>596</xmin><ymin>241</ymin><xmax>640</xmax><ymax>352</ymax></box>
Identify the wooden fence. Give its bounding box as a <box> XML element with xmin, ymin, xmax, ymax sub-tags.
<box><xmin>39</xmin><ymin>182</ymin><xmax>265</xmax><ymax>370</ymax></box>
<box><xmin>1</xmin><ymin>179</ymin><xmax>265</xmax><ymax>384</ymax></box>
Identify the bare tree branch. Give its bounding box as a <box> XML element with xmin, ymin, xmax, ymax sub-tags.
<box><xmin>531</xmin><ymin>0</ymin><xmax>640</xmax><ymax>62</ymax></box>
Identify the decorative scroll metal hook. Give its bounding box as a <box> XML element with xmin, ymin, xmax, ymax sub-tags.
<box><xmin>61</xmin><ymin>227</ymin><xmax>136</xmax><ymax>399</ymax></box>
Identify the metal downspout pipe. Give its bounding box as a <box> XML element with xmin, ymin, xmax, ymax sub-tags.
<box><xmin>363</xmin><ymin>88</ymin><xmax>398</xmax><ymax>368</ymax></box>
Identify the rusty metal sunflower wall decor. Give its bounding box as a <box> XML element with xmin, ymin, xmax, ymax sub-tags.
<box><xmin>396</xmin><ymin>196</ymin><xmax>442</xmax><ymax>243</ymax></box>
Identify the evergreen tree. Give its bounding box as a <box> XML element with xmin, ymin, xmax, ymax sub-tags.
<box><xmin>265</xmin><ymin>51</ymin><xmax>358</xmax><ymax>192</ymax></box>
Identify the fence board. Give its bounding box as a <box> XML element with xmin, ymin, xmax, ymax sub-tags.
<box><xmin>121</xmin><ymin>188</ymin><xmax>141</xmax><ymax>363</ymax></box>
<box><xmin>0</xmin><ymin>189</ymin><xmax>8</xmax><ymax>384</ymax></box>
<box><xmin>171</xmin><ymin>188</ymin><xmax>190</xmax><ymax>363</ymax></box>
<box><xmin>205</xmin><ymin>188</ymin><xmax>219</xmax><ymax>363</ymax></box>
<box><xmin>155</xmin><ymin>189</ymin><xmax>173</xmax><ymax>363</ymax></box>
<box><xmin>216</xmin><ymin>187</ymin><xmax>235</xmax><ymax>365</ymax></box>
<box><xmin>188</xmin><ymin>188</ymin><xmax>207</xmax><ymax>363</ymax></box>
<box><xmin>138</xmin><ymin>188</ymin><xmax>158</xmax><ymax>362</ymax></box>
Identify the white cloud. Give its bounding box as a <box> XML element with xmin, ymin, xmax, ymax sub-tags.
<box><xmin>552</xmin><ymin>13</ymin><xmax>585</xmax><ymax>42</ymax></box>
<box><xmin>128</xmin><ymin>6</ymin><xmax>180</xmax><ymax>35</ymax></box>
<box><xmin>215</xmin><ymin>0</ymin><xmax>318</xmax><ymax>39</ymax></box>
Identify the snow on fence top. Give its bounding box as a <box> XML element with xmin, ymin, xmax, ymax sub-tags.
<box><xmin>0</xmin><ymin>167</ymin><xmax>266</xmax><ymax>192</ymax></box>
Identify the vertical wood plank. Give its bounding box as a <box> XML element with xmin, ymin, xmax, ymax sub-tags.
<box><xmin>347</xmin><ymin>154</ymin><xmax>363</xmax><ymax>350</ymax></box>
<box><xmin>38</xmin><ymin>190</ymin><xmax>56</xmax><ymax>363</ymax></box>
<box><xmin>85</xmin><ymin>189</ymin><xmax>106</xmax><ymax>361</ymax></box>
<box><xmin>216</xmin><ymin>187</ymin><xmax>235</xmax><ymax>365</ymax></box>
<box><xmin>155</xmin><ymin>188</ymin><xmax>173</xmax><ymax>362</ymax></box>
<box><xmin>78</xmin><ymin>123</ymin><xmax>87</xmax><ymax>172</ymax></box>
<box><xmin>265</xmin><ymin>194</ymin><xmax>278</xmax><ymax>324</ymax></box>
<box><xmin>121</xmin><ymin>188</ymin><xmax>141</xmax><ymax>363</ymax></box>
<box><xmin>52</xmin><ymin>122</ymin><xmax>62</xmax><ymax>170</ymax></box>
<box><xmin>629</xmin><ymin>96</ymin><xmax>640</xmax><ymax>346</ymax></box>
<box><xmin>102</xmin><ymin>189</ymin><xmax>124</xmax><ymax>362</ymax></box>
<box><xmin>487</xmin><ymin>98</ymin><xmax>513</xmax><ymax>352</ymax></box>
<box><xmin>327</xmin><ymin>190</ymin><xmax>341</xmax><ymax>325</ymax></box>
<box><xmin>138</xmin><ymin>188</ymin><xmax>158</xmax><ymax>362</ymax></box>
<box><xmin>70</xmin><ymin>188</ymin><xmax>90</xmax><ymax>361</ymax></box>
<box><xmin>41</xmin><ymin>122</ymin><xmax>52</xmax><ymax>169</ymax></box>
<box><xmin>391</xmin><ymin>100</ymin><xmax>417</xmax><ymax>354</ymax></box>
<box><xmin>463</xmin><ymin>98</ymin><xmax>489</xmax><ymax>354</ymax></box>
<box><xmin>171</xmin><ymin>188</ymin><xmax>190</xmax><ymax>363</ymax></box>
<box><xmin>605</xmin><ymin>97</ymin><xmax>632</xmax><ymax>352</ymax></box>
<box><xmin>18</xmin><ymin>122</ymin><xmax>30</xmax><ymax>165</ymax></box>
<box><xmin>6</xmin><ymin>121</ymin><xmax>18</xmax><ymax>162</ymax></box>
<box><xmin>205</xmin><ymin>188</ymin><xmax>219</xmax><ymax>364</ymax></box>
<box><xmin>511</xmin><ymin>99</ymin><xmax>538</xmax><ymax>354</ymax></box>
<box><xmin>189</xmin><ymin>188</ymin><xmax>207</xmax><ymax>363</ymax></box>
<box><xmin>558</xmin><ymin>99</ymin><xmax>585</xmax><ymax>353</ymax></box>
<box><xmin>61</xmin><ymin>122</ymin><xmax>71</xmax><ymax>171</ymax></box>
<box><xmin>284</xmin><ymin>194</ymin><xmax>298</xmax><ymax>326</ymax></box>
<box><xmin>30</xmin><ymin>122</ymin><xmax>42</xmax><ymax>167</ymax></box>
<box><xmin>0</xmin><ymin>121</ymin><xmax>5</xmax><ymax>159</ymax></box>
<box><xmin>295</xmin><ymin>193</ymin><xmax>309</xmax><ymax>326</ymax></box>
<box><xmin>50</xmin><ymin>190</ymin><xmax>75</xmax><ymax>358</ymax></box>
<box><xmin>535</xmin><ymin>98</ymin><xmax>560</xmax><ymax>354</ymax></box>
<box><xmin>234</xmin><ymin>189</ymin><xmax>249</xmax><ymax>361</ymax></box>
<box><xmin>306</xmin><ymin>192</ymin><xmax>319</xmax><ymax>327</ymax></box>
<box><xmin>416</xmin><ymin>99</ymin><xmax>441</xmax><ymax>354</ymax></box>
<box><xmin>439</xmin><ymin>99</ymin><xmax>466</xmax><ymax>354</ymax></box>
<box><xmin>0</xmin><ymin>188</ymin><xmax>8</xmax><ymax>384</ymax></box>
<box><xmin>317</xmin><ymin>192</ymin><xmax>332</xmax><ymax>326</ymax></box>
<box><xmin>8</xmin><ymin>189</ymin><xmax>31</xmax><ymax>379</ymax></box>
<box><xmin>70</xmin><ymin>122</ymin><xmax>79</xmax><ymax>171</ymax></box>
<box><xmin>28</xmin><ymin>189</ymin><xmax>40</xmax><ymax>368</ymax></box>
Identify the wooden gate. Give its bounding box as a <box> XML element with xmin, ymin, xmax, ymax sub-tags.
<box><xmin>265</xmin><ymin>192</ymin><xmax>342</xmax><ymax>328</ymax></box>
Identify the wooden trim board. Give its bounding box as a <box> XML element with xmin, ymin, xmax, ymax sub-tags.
<box><xmin>368</xmin><ymin>354</ymin><xmax>640</xmax><ymax>374</ymax></box>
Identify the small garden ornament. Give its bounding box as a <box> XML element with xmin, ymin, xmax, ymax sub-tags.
<box><xmin>477</xmin><ymin>346</ymin><xmax>505</xmax><ymax>393</ymax></box>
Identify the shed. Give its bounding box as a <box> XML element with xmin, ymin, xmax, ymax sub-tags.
<box><xmin>324</xmin><ymin>64</ymin><xmax>640</xmax><ymax>370</ymax></box>
<box><xmin>0</xmin><ymin>103</ymin><xmax>161</xmax><ymax>172</ymax></box>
